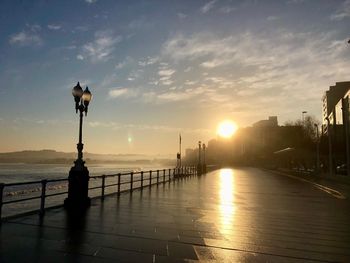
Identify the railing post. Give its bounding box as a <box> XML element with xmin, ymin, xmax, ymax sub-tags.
<box><xmin>163</xmin><ymin>169</ymin><xmax>165</xmax><ymax>183</ymax></box>
<box><xmin>141</xmin><ymin>171</ymin><xmax>144</xmax><ymax>188</ymax></box>
<box><xmin>168</xmin><ymin>169</ymin><xmax>171</xmax><ymax>181</ymax></box>
<box><xmin>130</xmin><ymin>172</ymin><xmax>134</xmax><ymax>191</ymax></box>
<box><xmin>40</xmin><ymin>180</ymin><xmax>47</xmax><ymax>216</ymax></box>
<box><xmin>149</xmin><ymin>170</ymin><xmax>152</xmax><ymax>186</ymax></box>
<box><xmin>117</xmin><ymin>173</ymin><xmax>121</xmax><ymax>195</ymax></box>
<box><xmin>101</xmin><ymin>175</ymin><xmax>106</xmax><ymax>200</ymax></box>
<box><xmin>0</xmin><ymin>183</ymin><xmax>4</xmax><ymax>221</ymax></box>
<box><xmin>157</xmin><ymin>170</ymin><xmax>159</xmax><ymax>185</ymax></box>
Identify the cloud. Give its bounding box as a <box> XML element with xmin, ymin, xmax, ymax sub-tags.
<box><xmin>159</xmin><ymin>29</ymin><xmax>350</xmax><ymax>124</ymax></box>
<box><xmin>158</xmin><ymin>68</ymin><xmax>176</xmax><ymax>85</ymax></box>
<box><xmin>47</xmin><ymin>24</ymin><xmax>62</xmax><ymax>30</ymax></box>
<box><xmin>156</xmin><ymin>86</ymin><xmax>206</xmax><ymax>102</ymax></box>
<box><xmin>267</xmin><ymin>16</ymin><xmax>279</xmax><ymax>21</ymax></box>
<box><xmin>138</xmin><ymin>56</ymin><xmax>159</xmax><ymax>66</ymax></box>
<box><xmin>108</xmin><ymin>88</ymin><xmax>137</xmax><ymax>98</ymax></box>
<box><xmin>200</xmin><ymin>0</ymin><xmax>217</xmax><ymax>14</ymax></box>
<box><xmin>85</xmin><ymin>0</ymin><xmax>97</xmax><ymax>4</ymax></box>
<box><xmin>201</xmin><ymin>59</ymin><xmax>228</xmax><ymax>68</ymax></box>
<box><xmin>158</xmin><ymin>69</ymin><xmax>175</xmax><ymax>76</ymax></box>
<box><xmin>115</xmin><ymin>56</ymin><xmax>134</xmax><ymax>69</ymax></box>
<box><xmin>330</xmin><ymin>0</ymin><xmax>350</xmax><ymax>21</ymax></box>
<box><xmin>9</xmin><ymin>31</ymin><xmax>43</xmax><ymax>46</ymax></box>
<box><xmin>128</xmin><ymin>17</ymin><xmax>154</xmax><ymax>30</ymax></box>
<box><xmin>76</xmin><ymin>54</ymin><xmax>84</xmax><ymax>60</ymax></box>
<box><xmin>177</xmin><ymin>13</ymin><xmax>187</xmax><ymax>19</ymax></box>
<box><xmin>74</xmin><ymin>26</ymin><xmax>89</xmax><ymax>32</ymax></box>
<box><xmin>82</xmin><ymin>30</ymin><xmax>122</xmax><ymax>62</ymax></box>
<box><xmin>26</xmin><ymin>24</ymin><xmax>41</xmax><ymax>32</ymax></box>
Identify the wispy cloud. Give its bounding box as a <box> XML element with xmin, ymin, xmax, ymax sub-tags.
<box><xmin>109</xmin><ymin>87</ymin><xmax>137</xmax><ymax>98</ymax></box>
<box><xmin>82</xmin><ymin>30</ymin><xmax>122</xmax><ymax>62</ymax></box>
<box><xmin>158</xmin><ymin>68</ymin><xmax>176</xmax><ymax>86</ymax></box>
<box><xmin>159</xmin><ymin>29</ymin><xmax>349</xmax><ymax>123</ymax></box>
<box><xmin>330</xmin><ymin>0</ymin><xmax>350</xmax><ymax>21</ymax></box>
<box><xmin>200</xmin><ymin>0</ymin><xmax>217</xmax><ymax>14</ymax></box>
<box><xmin>85</xmin><ymin>0</ymin><xmax>98</xmax><ymax>4</ymax></box>
<box><xmin>158</xmin><ymin>69</ymin><xmax>175</xmax><ymax>76</ymax></box>
<box><xmin>9</xmin><ymin>23</ymin><xmax>43</xmax><ymax>46</ymax></box>
<box><xmin>138</xmin><ymin>56</ymin><xmax>159</xmax><ymax>66</ymax></box>
<box><xmin>128</xmin><ymin>17</ymin><xmax>154</xmax><ymax>30</ymax></box>
<box><xmin>47</xmin><ymin>24</ymin><xmax>62</xmax><ymax>30</ymax></box>
<box><xmin>218</xmin><ymin>6</ymin><xmax>236</xmax><ymax>14</ymax></box>
<box><xmin>267</xmin><ymin>15</ymin><xmax>279</xmax><ymax>21</ymax></box>
<box><xmin>9</xmin><ymin>31</ymin><xmax>43</xmax><ymax>46</ymax></box>
<box><xmin>115</xmin><ymin>56</ymin><xmax>134</xmax><ymax>69</ymax></box>
<box><xmin>177</xmin><ymin>13</ymin><xmax>187</xmax><ymax>19</ymax></box>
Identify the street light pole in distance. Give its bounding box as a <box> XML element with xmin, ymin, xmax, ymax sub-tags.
<box><xmin>197</xmin><ymin>141</ymin><xmax>202</xmax><ymax>175</ymax></box>
<box><xmin>325</xmin><ymin>117</ymin><xmax>333</xmax><ymax>177</ymax></box>
<box><xmin>302</xmin><ymin>111</ymin><xmax>307</xmax><ymax>124</ymax></box>
<box><xmin>64</xmin><ymin>82</ymin><xmax>93</xmax><ymax>210</ymax></box>
<box><xmin>314</xmin><ymin>123</ymin><xmax>320</xmax><ymax>174</ymax></box>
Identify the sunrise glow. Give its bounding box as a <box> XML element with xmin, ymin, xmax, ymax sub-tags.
<box><xmin>217</xmin><ymin>121</ymin><xmax>238</xmax><ymax>138</ymax></box>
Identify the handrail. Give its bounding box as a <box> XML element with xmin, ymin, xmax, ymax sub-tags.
<box><xmin>0</xmin><ymin>166</ymin><xmax>197</xmax><ymax>220</ymax></box>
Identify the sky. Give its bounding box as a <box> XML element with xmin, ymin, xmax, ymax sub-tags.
<box><xmin>0</xmin><ymin>0</ymin><xmax>349</xmax><ymax>155</ymax></box>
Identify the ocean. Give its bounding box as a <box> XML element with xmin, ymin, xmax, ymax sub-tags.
<box><xmin>0</xmin><ymin>163</ymin><xmax>172</xmax><ymax>218</ymax></box>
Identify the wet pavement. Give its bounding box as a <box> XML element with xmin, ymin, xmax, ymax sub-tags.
<box><xmin>1</xmin><ymin>168</ymin><xmax>350</xmax><ymax>262</ymax></box>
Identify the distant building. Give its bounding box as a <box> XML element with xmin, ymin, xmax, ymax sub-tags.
<box><xmin>322</xmin><ymin>81</ymin><xmax>350</xmax><ymax>133</ymax></box>
<box><xmin>252</xmin><ymin>116</ymin><xmax>278</xmax><ymax>128</ymax></box>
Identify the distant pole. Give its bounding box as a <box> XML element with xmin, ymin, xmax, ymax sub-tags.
<box><xmin>198</xmin><ymin>141</ymin><xmax>202</xmax><ymax>165</ymax></box>
<box><xmin>202</xmin><ymin>143</ymin><xmax>206</xmax><ymax>165</ymax></box>
<box><xmin>314</xmin><ymin>123</ymin><xmax>320</xmax><ymax>173</ymax></box>
<box><xmin>302</xmin><ymin>111</ymin><xmax>307</xmax><ymax>124</ymax></box>
<box><xmin>179</xmin><ymin>133</ymin><xmax>182</xmax><ymax>167</ymax></box>
<box><xmin>326</xmin><ymin>117</ymin><xmax>333</xmax><ymax>176</ymax></box>
<box><xmin>197</xmin><ymin>141</ymin><xmax>202</xmax><ymax>175</ymax></box>
<box><xmin>202</xmin><ymin>143</ymin><xmax>207</xmax><ymax>173</ymax></box>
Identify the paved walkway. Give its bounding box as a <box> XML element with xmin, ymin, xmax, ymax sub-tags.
<box><xmin>1</xmin><ymin>168</ymin><xmax>350</xmax><ymax>262</ymax></box>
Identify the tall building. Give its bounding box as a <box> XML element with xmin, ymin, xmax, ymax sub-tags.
<box><xmin>322</xmin><ymin>81</ymin><xmax>350</xmax><ymax>175</ymax></box>
<box><xmin>322</xmin><ymin>81</ymin><xmax>350</xmax><ymax>133</ymax></box>
<box><xmin>252</xmin><ymin>116</ymin><xmax>278</xmax><ymax>128</ymax></box>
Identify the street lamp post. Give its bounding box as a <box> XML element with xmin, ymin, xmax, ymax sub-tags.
<box><xmin>314</xmin><ymin>123</ymin><xmax>320</xmax><ymax>174</ymax></box>
<box><xmin>325</xmin><ymin>117</ymin><xmax>333</xmax><ymax>177</ymax></box>
<box><xmin>202</xmin><ymin>143</ymin><xmax>207</xmax><ymax>174</ymax></box>
<box><xmin>197</xmin><ymin>141</ymin><xmax>202</xmax><ymax>175</ymax></box>
<box><xmin>64</xmin><ymin>82</ymin><xmax>93</xmax><ymax>209</ymax></box>
<box><xmin>302</xmin><ymin>111</ymin><xmax>307</xmax><ymax>124</ymax></box>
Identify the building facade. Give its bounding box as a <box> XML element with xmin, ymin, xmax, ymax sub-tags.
<box><xmin>322</xmin><ymin>81</ymin><xmax>350</xmax><ymax>133</ymax></box>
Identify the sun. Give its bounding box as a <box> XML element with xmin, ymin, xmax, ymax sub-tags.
<box><xmin>217</xmin><ymin>120</ymin><xmax>238</xmax><ymax>138</ymax></box>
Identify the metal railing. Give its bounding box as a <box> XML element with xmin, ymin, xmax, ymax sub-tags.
<box><xmin>0</xmin><ymin>166</ymin><xmax>197</xmax><ymax>220</ymax></box>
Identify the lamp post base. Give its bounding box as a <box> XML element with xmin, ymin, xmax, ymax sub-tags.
<box><xmin>197</xmin><ymin>164</ymin><xmax>202</xmax><ymax>175</ymax></box>
<box><xmin>64</xmin><ymin>164</ymin><xmax>91</xmax><ymax>210</ymax></box>
<box><xmin>202</xmin><ymin>164</ymin><xmax>207</xmax><ymax>174</ymax></box>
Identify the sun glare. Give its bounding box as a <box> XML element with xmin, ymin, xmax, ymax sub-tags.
<box><xmin>217</xmin><ymin>120</ymin><xmax>238</xmax><ymax>138</ymax></box>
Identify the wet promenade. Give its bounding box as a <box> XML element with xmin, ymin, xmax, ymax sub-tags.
<box><xmin>1</xmin><ymin>168</ymin><xmax>350</xmax><ymax>262</ymax></box>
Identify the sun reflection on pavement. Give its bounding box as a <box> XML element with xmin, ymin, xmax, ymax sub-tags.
<box><xmin>219</xmin><ymin>169</ymin><xmax>236</xmax><ymax>235</ymax></box>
